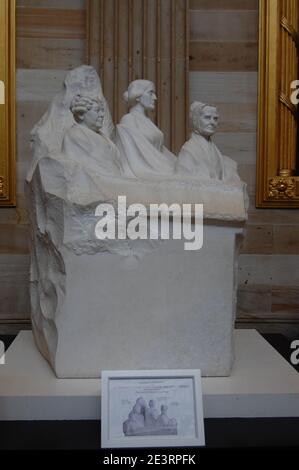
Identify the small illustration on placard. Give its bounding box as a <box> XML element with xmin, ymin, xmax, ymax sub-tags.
<box><xmin>123</xmin><ymin>397</ymin><xmax>178</xmax><ymax>437</ymax></box>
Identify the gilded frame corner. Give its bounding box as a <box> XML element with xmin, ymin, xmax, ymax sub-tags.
<box><xmin>0</xmin><ymin>0</ymin><xmax>16</xmax><ymax>207</ymax></box>
<box><xmin>257</xmin><ymin>0</ymin><xmax>299</xmax><ymax>208</ymax></box>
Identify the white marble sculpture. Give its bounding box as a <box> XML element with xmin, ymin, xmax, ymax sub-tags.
<box><xmin>177</xmin><ymin>101</ymin><xmax>241</xmax><ymax>183</ymax></box>
<box><xmin>116</xmin><ymin>79</ymin><xmax>177</xmax><ymax>178</ymax></box>
<box><xmin>27</xmin><ymin>65</ymin><xmax>114</xmax><ymax>181</ymax></box>
<box><xmin>26</xmin><ymin>65</ymin><xmax>248</xmax><ymax>378</ymax></box>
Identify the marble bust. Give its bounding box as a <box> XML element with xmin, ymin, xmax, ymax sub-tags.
<box><xmin>62</xmin><ymin>94</ymin><xmax>121</xmax><ymax>175</ymax></box>
<box><xmin>116</xmin><ymin>79</ymin><xmax>177</xmax><ymax>178</ymax></box>
<box><xmin>176</xmin><ymin>101</ymin><xmax>241</xmax><ymax>183</ymax></box>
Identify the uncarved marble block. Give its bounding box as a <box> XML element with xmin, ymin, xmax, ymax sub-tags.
<box><xmin>53</xmin><ymin>224</ymin><xmax>242</xmax><ymax>377</ymax></box>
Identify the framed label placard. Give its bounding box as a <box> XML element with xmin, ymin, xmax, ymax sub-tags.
<box><xmin>101</xmin><ymin>370</ymin><xmax>205</xmax><ymax>448</ymax></box>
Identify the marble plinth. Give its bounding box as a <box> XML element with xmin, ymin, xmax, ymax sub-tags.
<box><xmin>0</xmin><ymin>330</ymin><xmax>298</xmax><ymax>420</ymax></box>
<box><xmin>32</xmin><ymin>221</ymin><xmax>242</xmax><ymax>378</ymax></box>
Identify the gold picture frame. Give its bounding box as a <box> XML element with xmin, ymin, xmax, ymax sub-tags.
<box><xmin>257</xmin><ymin>0</ymin><xmax>299</xmax><ymax>208</ymax></box>
<box><xmin>0</xmin><ymin>0</ymin><xmax>16</xmax><ymax>206</ymax></box>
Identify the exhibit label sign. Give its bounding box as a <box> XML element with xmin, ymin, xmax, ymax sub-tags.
<box><xmin>101</xmin><ymin>370</ymin><xmax>205</xmax><ymax>448</ymax></box>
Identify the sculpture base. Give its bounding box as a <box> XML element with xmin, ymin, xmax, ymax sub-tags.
<box><xmin>33</xmin><ymin>223</ymin><xmax>242</xmax><ymax>378</ymax></box>
<box><xmin>1</xmin><ymin>330</ymin><xmax>299</xmax><ymax>420</ymax></box>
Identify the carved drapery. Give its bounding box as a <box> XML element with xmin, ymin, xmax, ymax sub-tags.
<box><xmin>86</xmin><ymin>0</ymin><xmax>189</xmax><ymax>154</ymax></box>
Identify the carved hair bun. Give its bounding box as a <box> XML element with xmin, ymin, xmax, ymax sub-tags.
<box><xmin>190</xmin><ymin>101</ymin><xmax>206</xmax><ymax>115</ymax></box>
<box><xmin>123</xmin><ymin>90</ymin><xmax>129</xmax><ymax>102</ymax></box>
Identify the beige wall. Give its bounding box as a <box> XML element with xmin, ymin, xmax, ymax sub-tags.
<box><xmin>1</xmin><ymin>0</ymin><xmax>299</xmax><ymax>336</ymax></box>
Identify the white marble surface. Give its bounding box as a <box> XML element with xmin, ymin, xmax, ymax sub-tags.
<box><xmin>116</xmin><ymin>79</ymin><xmax>177</xmax><ymax>178</ymax></box>
<box><xmin>1</xmin><ymin>330</ymin><xmax>298</xmax><ymax>420</ymax></box>
<box><xmin>177</xmin><ymin>101</ymin><xmax>242</xmax><ymax>184</ymax></box>
<box><xmin>60</xmin><ymin>224</ymin><xmax>241</xmax><ymax>377</ymax></box>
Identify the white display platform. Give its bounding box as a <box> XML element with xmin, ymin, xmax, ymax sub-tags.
<box><xmin>0</xmin><ymin>329</ymin><xmax>299</xmax><ymax>420</ymax></box>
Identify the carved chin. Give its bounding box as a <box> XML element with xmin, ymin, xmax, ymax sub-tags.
<box><xmin>203</xmin><ymin>129</ymin><xmax>215</xmax><ymax>136</ymax></box>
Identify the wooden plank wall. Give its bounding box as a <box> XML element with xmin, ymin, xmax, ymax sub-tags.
<box><xmin>0</xmin><ymin>0</ymin><xmax>86</xmax><ymax>332</ymax></box>
<box><xmin>1</xmin><ymin>0</ymin><xmax>299</xmax><ymax>336</ymax></box>
<box><xmin>87</xmin><ymin>0</ymin><xmax>189</xmax><ymax>154</ymax></box>
<box><xmin>189</xmin><ymin>0</ymin><xmax>299</xmax><ymax>335</ymax></box>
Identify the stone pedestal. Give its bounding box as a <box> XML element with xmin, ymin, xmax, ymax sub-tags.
<box><xmin>2</xmin><ymin>330</ymin><xmax>299</xmax><ymax>420</ymax></box>
<box><xmin>56</xmin><ymin>225</ymin><xmax>241</xmax><ymax>379</ymax></box>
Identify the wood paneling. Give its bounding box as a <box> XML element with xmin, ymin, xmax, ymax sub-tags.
<box><xmin>16</xmin><ymin>5</ymin><xmax>86</xmax><ymax>70</ymax></box>
<box><xmin>212</xmin><ymin>103</ymin><xmax>257</xmax><ymax>133</ymax></box>
<box><xmin>247</xmin><ymin>206</ymin><xmax>299</xmax><ymax>226</ymax></box>
<box><xmin>237</xmin><ymin>285</ymin><xmax>272</xmax><ymax>317</ymax></box>
<box><xmin>273</xmin><ymin>226</ymin><xmax>299</xmax><ymax>254</ymax></box>
<box><xmin>190</xmin><ymin>41</ymin><xmax>258</xmax><ymax>71</ymax></box>
<box><xmin>190</xmin><ymin>0</ymin><xmax>259</xmax><ymax>10</ymax></box>
<box><xmin>190</xmin><ymin>10</ymin><xmax>258</xmax><ymax>42</ymax></box>
<box><xmin>239</xmin><ymin>254</ymin><xmax>299</xmax><ymax>287</ymax></box>
<box><xmin>238</xmin><ymin>164</ymin><xmax>256</xmax><ymax>195</ymax></box>
<box><xmin>241</xmin><ymin>225</ymin><xmax>273</xmax><ymax>254</ymax></box>
<box><xmin>87</xmin><ymin>0</ymin><xmax>189</xmax><ymax>153</ymax></box>
<box><xmin>17</xmin><ymin>38</ymin><xmax>85</xmax><ymax>69</ymax></box>
<box><xmin>0</xmin><ymin>194</ymin><xmax>27</xmax><ymax>225</ymax></box>
<box><xmin>0</xmin><ymin>207</ymin><xmax>25</xmax><ymax>225</ymax></box>
<box><xmin>0</xmin><ymin>225</ymin><xmax>29</xmax><ymax>254</ymax></box>
<box><xmin>16</xmin><ymin>101</ymin><xmax>49</xmax><ymax>163</ymax></box>
<box><xmin>16</xmin><ymin>69</ymin><xmax>67</xmax><ymax>102</ymax></box>
<box><xmin>0</xmin><ymin>254</ymin><xmax>30</xmax><ymax>321</ymax></box>
<box><xmin>16</xmin><ymin>7</ymin><xmax>86</xmax><ymax>39</ymax></box>
<box><xmin>213</xmin><ymin>133</ymin><xmax>256</xmax><ymax>165</ymax></box>
<box><xmin>271</xmin><ymin>287</ymin><xmax>299</xmax><ymax>315</ymax></box>
<box><xmin>238</xmin><ymin>284</ymin><xmax>299</xmax><ymax>323</ymax></box>
<box><xmin>17</xmin><ymin>0</ymin><xmax>85</xmax><ymax>8</ymax></box>
<box><xmin>189</xmin><ymin>71</ymin><xmax>258</xmax><ymax>104</ymax></box>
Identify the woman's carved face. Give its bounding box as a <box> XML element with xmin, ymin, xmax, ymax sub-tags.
<box><xmin>196</xmin><ymin>106</ymin><xmax>219</xmax><ymax>137</ymax></box>
<box><xmin>137</xmin><ymin>86</ymin><xmax>157</xmax><ymax>111</ymax></box>
<box><xmin>83</xmin><ymin>101</ymin><xmax>105</xmax><ymax>133</ymax></box>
